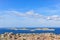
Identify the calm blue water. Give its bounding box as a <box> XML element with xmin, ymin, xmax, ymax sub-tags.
<box><xmin>0</xmin><ymin>28</ymin><xmax>60</xmax><ymax>34</ymax></box>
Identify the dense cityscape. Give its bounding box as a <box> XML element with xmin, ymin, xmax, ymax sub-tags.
<box><xmin>0</xmin><ymin>28</ymin><xmax>59</xmax><ymax>40</ymax></box>
<box><xmin>0</xmin><ymin>32</ymin><xmax>60</xmax><ymax>40</ymax></box>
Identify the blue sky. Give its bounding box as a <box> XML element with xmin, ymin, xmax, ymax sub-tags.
<box><xmin>0</xmin><ymin>0</ymin><xmax>60</xmax><ymax>28</ymax></box>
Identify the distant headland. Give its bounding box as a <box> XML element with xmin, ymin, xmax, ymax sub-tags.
<box><xmin>9</xmin><ymin>27</ymin><xmax>55</xmax><ymax>31</ymax></box>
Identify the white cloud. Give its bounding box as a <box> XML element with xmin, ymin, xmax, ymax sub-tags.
<box><xmin>0</xmin><ymin>10</ymin><xmax>60</xmax><ymax>27</ymax></box>
<box><xmin>46</xmin><ymin>15</ymin><xmax>60</xmax><ymax>21</ymax></box>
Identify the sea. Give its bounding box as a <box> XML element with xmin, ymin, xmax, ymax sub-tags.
<box><xmin>0</xmin><ymin>28</ymin><xmax>60</xmax><ymax>34</ymax></box>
